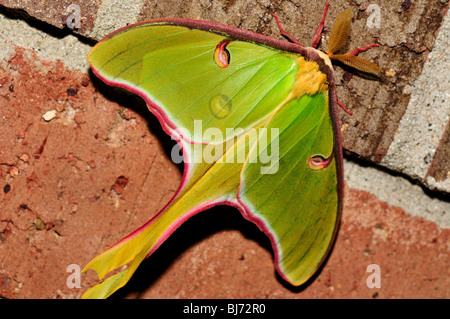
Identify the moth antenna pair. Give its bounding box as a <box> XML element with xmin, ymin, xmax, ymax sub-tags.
<box><xmin>272</xmin><ymin>4</ymin><xmax>381</xmax><ymax>115</ymax></box>
<box><xmin>273</xmin><ymin>5</ymin><xmax>381</xmax><ymax>74</ymax></box>
<box><xmin>326</xmin><ymin>9</ymin><xmax>381</xmax><ymax>75</ymax></box>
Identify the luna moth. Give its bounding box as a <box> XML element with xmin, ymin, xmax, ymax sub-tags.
<box><xmin>82</xmin><ymin>3</ymin><xmax>381</xmax><ymax>298</ymax></box>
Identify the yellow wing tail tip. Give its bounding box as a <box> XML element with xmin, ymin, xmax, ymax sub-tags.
<box><xmin>81</xmin><ymin>223</ymin><xmax>162</xmax><ymax>297</ymax></box>
<box><xmin>82</xmin><ymin>270</ymin><xmax>129</xmax><ymax>299</ymax></box>
<box><xmin>82</xmin><ymin>249</ymin><xmax>150</xmax><ymax>298</ymax></box>
<box><xmin>81</xmin><ymin>218</ymin><xmax>162</xmax><ymax>279</ymax></box>
<box><xmin>82</xmin><ymin>257</ymin><xmax>113</xmax><ymax>280</ymax></box>
<box><xmin>81</xmin><ymin>247</ymin><xmax>130</xmax><ymax>280</ymax></box>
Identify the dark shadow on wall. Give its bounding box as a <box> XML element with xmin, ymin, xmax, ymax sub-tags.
<box><xmin>87</xmin><ymin>67</ymin><xmax>184</xmax><ymax>174</ymax></box>
<box><xmin>0</xmin><ymin>5</ymin><xmax>97</xmax><ymax>46</ymax></box>
<box><xmin>343</xmin><ymin>151</ymin><xmax>450</xmax><ymax>202</ymax></box>
<box><xmin>109</xmin><ymin>205</ymin><xmax>275</xmax><ymax>299</ymax></box>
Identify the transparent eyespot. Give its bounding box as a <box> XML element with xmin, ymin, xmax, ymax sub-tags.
<box><xmin>210</xmin><ymin>94</ymin><xmax>232</xmax><ymax>119</ymax></box>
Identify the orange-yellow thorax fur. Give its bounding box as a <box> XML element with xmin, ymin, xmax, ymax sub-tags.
<box><xmin>292</xmin><ymin>54</ymin><xmax>329</xmax><ymax>98</ymax></box>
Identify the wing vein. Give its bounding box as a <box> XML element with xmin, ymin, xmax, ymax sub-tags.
<box><xmin>242</xmin><ymin>95</ymin><xmax>326</xmax><ymax>203</ymax></box>
<box><xmin>99</xmin><ymin>29</ymin><xmax>191</xmax><ymax>70</ymax></box>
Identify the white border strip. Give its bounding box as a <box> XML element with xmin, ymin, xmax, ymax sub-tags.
<box><xmin>381</xmin><ymin>12</ymin><xmax>450</xmax><ymax>192</ymax></box>
<box><xmin>0</xmin><ymin>13</ymin><xmax>91</xmax><ymax>71</ymax></box>
<box><xmin>344</xmin><ymin>158</ymin><xmax>450</xmax><ymax>229</ymax></box>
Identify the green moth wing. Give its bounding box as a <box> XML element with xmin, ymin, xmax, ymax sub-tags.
<box><xmin>239</xmin><ymin>93</ymin><xmax>339</xmax><ymax>284</ymax></box>
<box><xmin>88</xmin><ymin>24</ymin><xmax>299</xmax><ymax>143</ymax></box>
<box><xmin>82</xmin><ymin>6</ymin><xmax>380</xmax><ymax>298</ymax></box>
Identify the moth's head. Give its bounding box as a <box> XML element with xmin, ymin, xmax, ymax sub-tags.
<box><xmin>323</xmin><ymin>8</ymin><xmax>381</xmax><ymax>74</ymax></box>
<box><xmin>315</xmin><ymin>50</ymin><xmax>333</xmax><ymax>70</ymax></box>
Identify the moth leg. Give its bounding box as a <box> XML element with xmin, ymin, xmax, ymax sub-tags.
<box><xmin>338</xmin><ymin>99</ymin><xmax>353</xmax><ymax>116</ymax></box>
<box><xmin>311</xmin><ymin>2</ymin><xmax>330</xmax><ymax>48</ymax></box>
<box><xmin>271</xmin><ymin>13</ymin><xmax>303</xmax><ymax>46</ymax></box>
<box><xmin>348</xmin><ymin>43</ymin><xmax>380</xmax><ymax>56</ymax></box>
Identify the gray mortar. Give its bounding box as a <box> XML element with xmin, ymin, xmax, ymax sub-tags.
<box><xmin>344</xmin><ymin>159</ymin><xmax>450</xmax><ymax>228</ymax></box>
<box><xmin>0</xmin><ymin>13</ymin><xmax>92</xmax><ymax>72</ymax></box>
<box><xmin>88</xmin><ymin>0</ymin><xmax>146</xmax><ymax>40</ymax></box>
<box><xmin>381</xmin><ymin>12</ymin><xmax>450</xmax><ymax>193</ymax></box>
